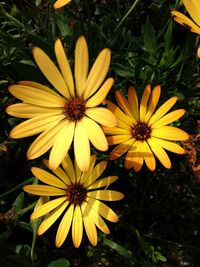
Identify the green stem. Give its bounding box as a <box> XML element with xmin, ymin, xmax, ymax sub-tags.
<box><xmin>0</xmin><ymin>177</ymin><xmax>35</xmax><ymax>198</ymax></box>
<box><xmin>114</xmin><ymin>0</ymin><xmax>140</xmax><ymax>32</ymax></box>
<box><xmin>18</xmin><ymin>201</ymin><xmax>37</xmax><ymax>217</ymax></box>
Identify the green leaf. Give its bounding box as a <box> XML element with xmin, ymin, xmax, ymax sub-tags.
<box><xmin>35</xmin><ymin>0</ymin><xmax>42</xmax><ymax>6</ymax></box>
<box><xmin>55</xmin><ymin>14</ymin><xmax>72</xmax><ymax>38</ymax></box>
<box><xmin>154</xmin><ymin>251</ymin><xmax>167</xmax><ymax>262</ymax></box>
<box><xmin>112</xmin><ymin>63</ymin><xmax>134</xmax><ymax>78</ymax></box>
<box><xmin>47</xmin><ymin>258</ymin><xmax>70</xmax><ymax>267</ymax></box>
<box><xmin>164</xmin><ymin>22</ymin><xmax>173</xmax><ymax>53</ymax></box>
<box><xmin>143</xmin><ymin>20</ymin><xmax>157</xmax><ymax>54</ymax></box>
<box><xmin>103</xmin><ymin>238</ymin><xmax>133</xmax><ymax>260</ymax></box>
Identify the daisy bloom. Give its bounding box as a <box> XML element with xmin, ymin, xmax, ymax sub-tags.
<box><xmin>23</xmin><ymin>154</ymin><xmax>124</xmax><ymax>248</ymax></box>
<box><xmin>54</xmin><ymin>0</ymin><xmax>71</xmax><ymax>9</ymax></box>
<box><xmin>171</xmin><ymin>0</ymin><xmax>200</xmax><ymax>58</ymax></box>
<box><xmin>103</xmin><ymin>85</ymin><xmax>189</xmax><ymax>172</ymax></box>
<box><xmin>6</xmin><ymin>36</ymin><xmax>116</xmax><ymax>172</ymax></box>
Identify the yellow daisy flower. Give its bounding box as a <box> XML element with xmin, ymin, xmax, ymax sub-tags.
<box><xmin>103</xmin><ymin>85</ymin><xmax>189</xmax><ymax>172</ymax></box>
<box><xmin>54</xmin><ymin>0</ymin><xmax>71</xmax><ymax>9</ymax></box>
<box><xmin>171</xmin><ymin>0</ymin><xmax>200</xmax><ymax>34</ymax></box>
<box><xmin>6</xmin><ymin>36</ymin><xmax>116</xmax><ymax>172</ymax></box>
<box><xmin>23</xmin><ymin>154</ymin><xmax>124</xmax><ymax>248</ymax></box>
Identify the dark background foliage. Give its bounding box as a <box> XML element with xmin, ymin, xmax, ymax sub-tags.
<box><xmin>0</xmin><ymin>0</ymin><xmax>199</xmax><ymax>266</ymax></box>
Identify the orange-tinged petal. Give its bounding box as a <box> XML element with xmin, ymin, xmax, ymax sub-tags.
<box><xmin>87</xmin><ymin>198</ymin><xmax>118</xmax><ymax>222</ymax></box>
<box><xmin>82</xmin><ymin>203</ymin><xmax>97</xmax><ymax>246</ymax></box>
<box><xmin>115</xmin><ymin>90</ymin><xmax>136</xmax><ymax>120</ymax></box>
<box><xmin>37</xmin><ymin>201</ymin><xmax>69</xmax><ymax>235</ymax></box>
<box><xmin>10</xmin><ymin>114</ymin><xmax>65</xmax><ymax>139</ymax></box>
<box><xmin>145</xmin><ymin>85</ymin><xmax>161</xmax><ymax>122</ymax></box>
<box><xmin>87</xmin><ymin>190</ymin><xmax>124</xmax><ymax>201</ymax></box>
<box><xmin>83</xmin><ymin>160</ymin><xmax>107</xmax><ymax>187</ymax></box>
<box><xmin>74</xmin><ymin>120</ymin><xmax>90</xmax><ymax>172</ymax></box>
<box><xmin>87</xmin><ymin>176</ymin><xmax>118</xmax><ymax>190</ymax></box>
<box><xmin>128</xmin><ymin>86</ymin><xmax>139</xmax><ymax>120</ymax></box>
<box><xmin>182</xmin><ymin>0</ymin><xmax>200</xmax><ymax>27</ymax></box>
<box><xmin>49</xmin><ymin>122</ymin><xmax>75</xmax><ymax>170</ymax></box>
<box><xmin>43</xmin><ymin>159</ymin><xmax>71</xmax><ymax>186</ymax></box>
<box><xmin>31</xmin><ymin>167</ymin><xmax>67</xmax><ymax>189</ymax></box>
<box><xmin>171</xmin><ymin>10</ymin><xmax>200</xmax><ymax>34</ymax></box>
<box><xmin>107</xmin><ymin>134</ymin><xmax>132</xmax><ymax>145</ymax></box>
<box><xmin>54</xmin><ymin>0</ymin><xmax>71</xmax><ymax>9</ymax></box>
<box><xmin>148</xmin><ymin>96</ymin><xmax>178</xmax><ymax>125</ymax></box>
<box><xmin>85</xmin><ymin>107</ymin><xmax>117</xmax><ymax>127</ymax></box>
<box><xmin>139</xmin><ymin>84</ymin><xmax>151</xmax><ymax>122</ymax></box>
<box><xmin>56</xmin><ymin>204</ymin><xmax>74</xmax><ymax>248</ymax></box>
<box><xmin>6</xmin><ymin>103</ymin><xmax>62</xmax><ymax>119</ymax></box>
<box><xmin>33</xmin><ymin>47</ymin><xmax>70</xmax><ymax>99</ymax></box>
<box><xmin>82</xmin><ymin>116</ymin><xmax>108</xmax><ymax>151</ymax></box>
<box><xmin>125</xmin><ymin>141</ymin><xmax>144</xmax><ymax>171</ymax></box>
<box><xmin>151</xmin><ymin>109</ymin><xmax>185</xmax><ymax>128</ymax></box>
<box><xmin>85</xmin><ymin>78</ymin><xmax>114</xmax><ymax>107</ymax></box>
<box><xmin>72</xmin><ymin>205</ymin><xmax>83</xmax><ymax>248</ymax></box>
<box><xmin>75</xmin><ymin>36</ymin><xmax>88</xmax><ymax>97</ymax></box>
<box><xmin>84</xmin><ymin>48</ymin><xmax>111</xmax><ymax>99</ymax></box>
<box><xmin>55</xmin><ymin>39</ymin><xmax>74</xmax><ymax>96</ymax></box>
<box><xmin>141</xmin><ymin>141</ymin><xmax>156</xmax><ymax>171</ymax></box>
<box><xmin>31</xmin><ymin>197</ymin><xmax>67</xmax><ymax>220</ymax></box>
<box><xmin>109</xmin><ymin>138</ymin><xmax>135</xmax><ymax>160</ymax></box>
<box><xmin>197</xmin><ymin>45</ymin><xmax>200</xmax><ymax>58</ymax></box>
<box><xmin>27</xmin><ymin>119</ymin><xmax>68</xmax><ymax>159</ymax></box>
<box><xmin>23</xmin><ymin>185</ymin><xmax>66</xmax><ymax>196</ymax></box>
<box><xmin>147</xmin><ymin>137</ymin><xmax>171</xmax><ymax>169</ymax></box>
<box><xmin>8</xmin><ymin>84</ymin><xmax>65</xmax><ymax>107</ymax></box>
<box><xmin>151</xmin><ymin>126</ymin><xmax>189</xmax><ymax>141</ymax></box>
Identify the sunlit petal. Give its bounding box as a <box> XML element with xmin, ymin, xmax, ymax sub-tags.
<box><xmin>72</xmin><ymin>205</ymin><xmax>83</xmax><ymax>248</ymax></box>
<box><xmin>152</xmin><ymin>126</ymin><xmax>189</xmax><ymax>141</ymax></box>
<box><xmin>23</xmin><ymin>185</ymin><xmax>66</xmax><ymax>196</ymax></box>
<box><xmin>128</xmin><ymin>86</ymin><xmax>139</xmax><ymax>120</ymax></box>
<box><xmin>88</xmin><ymin>190</ymin><xmax>124</xmax><ymax>201</ymax></box>
<box><xmin>83</xmin><ymin>160</ymin><xmax>107</xmax><ymax>187</ymax></box>
<box><xmin>139</xmin><ymin>84</ymin><xmax>151</xmax><ymax>121</ymax></box>
<box><xmin>54</xmin><ymin>0</ymin><xmax>71</xmax><ymax>9</ymax></box>
<box><xmin>145</xmin><ymin>85</ymin><xmax>161</xmax><ymax>122</ymax></box>
<box><xmin>85</xmin><ymin>107</ymin><xmax>117</xmax><ymax>127</ymax></box>
<box><xmin>151</xmin><ymin>109</ymin><xmax>185</xmax><ymax>128</ymax></box>
<box><xmin>88</xmin><ymin>176</ymin><xmax>118</xmax><ymax>190</ymax></box>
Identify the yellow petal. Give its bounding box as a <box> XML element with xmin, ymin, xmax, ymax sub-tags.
<box><xmin>107</xmin><ymin>135</ymin><xmax>132</xmax><ymax>145</ymax></box>
<box><xmin>115</xmin><ymin>90</ymin><xmax>136</xmax><ymax>120</ymax></box>
<box><xmin>82</xmin><ymin>201</ymin><xmax>110</xmax><ymax>234</ymax></box>
<box><xmin>87</xmin><ymin>190</ymin><xmax>124</xmax><ymax>201</ymax></box>
<box><xmin>148</xmin><ymin>96</ymin><xmax>178</xmax><ymax>125</ymax></box>
<box><xmin>109</xmin><ymin>138</ymin><xmax>135</xmax><ymax>160</ymax></box>
<box><xmin>86</xmin><ymin>78</ymin><xmax>114</xmax><ymax>107</ymax></box>
<box><xmin>31</xmin><ymin>167</ymin><xmax>67</xmax><ymax>189</ymax></box>
<box><xmin>183</xmin><ymin>0</ymin><xmax>200</xmax><ymax>27</ymax></box>
<box><xmin>151</xmin><ymin>109</ymin><xmax>185</xmax><ymax>128</ymax></box>
<box><xmin>10</xmin><ymin>114</ymin><xmax>65</xmax><ymax>139</ymax></box>
<box><xmin>83</xmin><ymin>160</ymin><xmax>107</xmax><ymax>187</ymax></box>
<box><xmin>62</xmin><ymin>154</ymin><xmax>76</xmax><ymax>183</ymax></box>
<box><xmin>150</xmin><ymin>138</ymin><xmax>185</xmax><ymax>154</ymax></box>
<box><xmin>8</xmin><ymin>84</ymin><xmax>66</xmax><ymax>107</ymax></box>
<box><xmin>147</xmin><ymin>137</ymin><xmax>171</xmax><ymax>169</ymax></box>
<box><xmin>85</xmin><ymin>107</ymin><xmax>117</xmax><ymax>127</ymax></box>
<box><xmin>141</xmin><ymin>141</ymin><xmax>156</xmax><ymax>171</ymax></box>
<box><xmin>49</xmin><ymin>122</ymin><xmax>75</xmax><ymax>170</ymax></box>
<box><xmin>151</xmin><ymin>126</ymin><xmax>189</xmax><ymax>141</ymax></box>
<box><xmin>27</xmin><ymin>119</ymin><xmax>68</xmax><ymax>159</ymax></box>
<box><xmin>37</xmin><ymin>201</ymin><xmax>69</xmax><ymax>235</ymax></box>
<box><xmin>23</xmin><ymin>185</ymin><xmax>66</xmax><ymax>196</ymax></box>
<box><xmin>171</xmin><ymin>10</ymin><xmax>200</xmax><ymax>34</ymax></box>
<box><xmin>74</xmin><ymin>120</ymin><xmax>90</xmax><ymax>172</ymax></box>
<box><xmin>88</xmin><ymin>176</ymin><xmax>118</xmax><ymax>190</ymax></box>
<box><xmin>6</xmin><ymin>103</ymin><xmax>62</xmax><ymax>119</ymax></box>
<box><xmin>82</xmin><ymin>116</ymin><xmax>108</xmax><ymax>151</ymax></box>
<box><xmin>103</xmin><ymin>126</ymin><xmax>130</xmax><ymax>135</ymax></box>
<box><xmin>56</xmin><ymin>204</ymin><xmax>74</xmax><ymax>248</ymax></box>
<box><xmin>88</xmin><ymin>198</ymin><xmax>118</xmax><ymax>222</ymax></box>
<box><xmin>128</xmin><ymin>86</ymin><xmax>139</xmax><ymax>120</ymax></box>
<box><xmin>84</xmin><ymin>48</ymin><xmax>111</xmax><ymax>99</ymax></box>
<box><xmin>197</xmin><ymin>45</ymin><xmax>200</xmax><ymax>58</ymax></box>
<box><xmin>106</xmin><ymin>101</ymin><xmax>134</xmax><ymax>128</ymax></box>
<box><xmin>72</xmin><ymin>205</ymin><xmax>83</xmax><ymax>248</ymax></box>
<box><xmin>80</xmin><ymin>154</ymin><xmax>97</xmax><ymax>185</ymax></box>
<box><xmin>82</xmin><ymin>203</ymin><xmax>97</xmax><ymax>246</ymax></box>
<box><xmin>139</xmin><ymin>84</ymin><xmax>151</xmax><ymax>122</ymax></box>
<box><xmin>54</xmin><ymin>39</ymin><xmax>74</xmax><ymax>96</ymax></box>
<box><xmin>125</xmin><ymin>141</ymin><xmax>144</xmax><ymax>171</ymax></box>
<box><xmin>75</xmin><ymin>36</ymin><xmax>89</xmax><ymax>97</ymax></box>
<box><xmin>144</xmin><ymin>85</ymin><xmax>161</xmax><ymax>122</ymax></box>
<box><xmin>33</xmin><ymin>47</ymin><xmax>70</xmax><ymax>99</ymax></box>
<box><xmin>31</xmin><ymin>197</ymin><xmax>67</xmax><ymax>219</ymax></box>
<box><xmin>43</xmin><ymin>159</ymin><xmax>72</xmax><ymax>186</ymax></box>
<box><xmin>54</xmin><ymin>0</ymin><xmax>71</xmax><ymax>9</ymax></box>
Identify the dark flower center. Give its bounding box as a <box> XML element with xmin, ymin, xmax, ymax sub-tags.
<box><xmin>64</xmin><ymin>97</ymin><xmax>85</xmax><ymax>121</ymax></box>
<box><xmin>66</xmin><ymin>183</ymin><xmax>87</xmax><ymax>206</ymax></box>
<box><xmin>131</xmin><ymin>122</ymin><xmax>151</xmax><ymax>141</ymax></box>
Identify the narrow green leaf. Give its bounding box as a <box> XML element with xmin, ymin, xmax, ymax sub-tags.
<box><xmin>47</xmin><ymin>258</ymin><xmax>70</xmax><ymax>267</ymax></box>
<box><xmin>143</xmin><ymin>20</ymin><xmax>157</xmax><ymax>54</ymax></box>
